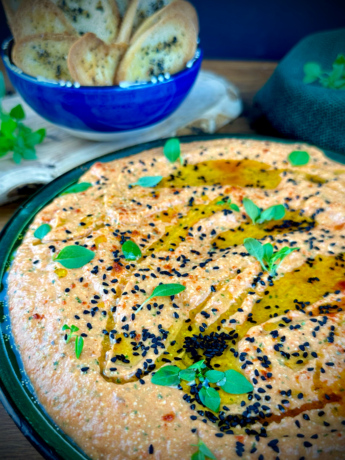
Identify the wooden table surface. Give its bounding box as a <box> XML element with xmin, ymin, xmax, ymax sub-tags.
<box><xmin>0</xmin><ymin>59</ymin><xmax>277</xmax><ymax>459</ymax></box>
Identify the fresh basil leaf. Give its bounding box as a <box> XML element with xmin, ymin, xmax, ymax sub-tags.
<box><xmin>262</xmin><ymin>243</ymin><xmax>273</xmax><ymax>263</ymax></box>
<box><xmin>34</xmin><ymin>223</ymin><xmax>51</xmax><ymax>240</ymax></box>
<box><xmin>131</xmin><ymin>176</ymin><xmax>163</xmax><ymax>188</ymax></box>
<box><xmin>12</xmin><ymin>151</ymin><xmax>21</xmax><ymax>164</ymax></box>
<box><xmin>198</xmin><ymin>386</ymin><xmax>220</xmax><ymax>412</ymax></box>
<box><xmin>75</xmin><ymin>336</ymin><xmax>84</xmax><ymax>359</ymax></box>
<box><xmin>21</xmin><ymin>147</ymin><xmax>37</xmax><ymax>160</ymax></box>
<box><xmin>151</xmin><ymin>365</ymin><xmax>181</xmax><ymax>386</ymax></box>
<box><xmin>10</xmin><ymin>104</ymin><xmax>25</xmax><ymax>121</ymax></box>
<box><xmin>34</xmin><ymin>128</ymin><xmax>46</xmax><ymax>143</ymax></box>
<box><xmin>329</xmin><ymin>64</ymin><xmax>344</xmax><ymax>86</ymax></box>
<box><xmin>137</xmin><ymin>283</ymin><xmax>186</xmax><ymax>312</ymax></box>
<box><xmin>257</xmin><ymin>204</ymin><xmax>286</xmax><ymax>224</ymax></box>
<box><xmin>334</xmin><ymin>79</ymin><xmax>345</xmax><ymax>89</ymax></box>
<box><xmin>18</xmin><ymin>122</ymin><xmax>32</xmax><ymax>135</ymax></box>
<box><xmin>150</xmin><ymin>283</ymin><xmax>186</xmax><ymax>298</ymax></box>
<box><xmin>0</xmin><ymin>71</ymin><xmax>5</xmax><ymax>99</ymax></box>
<box><xmin>288</xmin><ymin>151</ymin><xmax>310</xmax><ymax>166</ymax></box>
<box><xmin>244</xmin><ymin>237</ymin><xmax>264</xmax><ymax>263</ymax></box>
<box><xmin>198</xmin><ymin>441</ymin><xmax>216</xmax><ymax>460</ymax></box>
<box><xmin>55</xmin><ymin>245</ymin><xmax>95</xmax><ymax>269</ymax></box>
<box><xmin>0</xmin><ymin>136</ymin><xmax>13</xmax><ymax>152</ymax></box>
<box><xmin>244</xmin><ymin>237</ymin><xmax>268</xmax><ymax>272</ymax></box>
<box><xmin>1</xmin><ymin>118</ymin><xmax>17</xmax><ymax>138</ymax></box>
<box><xmin>17</xmin><ymin>134</ymin><xmax>25</xmax><ymax>147</ymax></box>
<box><xmin>221</xmin><ymin>369</ymin><xmax>254</xmax><ymax>394</ymax></box>
<box><xmin>205</xmin><ymin>370</ymin><xmax>224</xmax><ymax>383</ymax></box>
<box><xmin>25</xmin><ymin>131</ymin><xmax>44</xmax><ymax>147</ymax></box>
<box><xmin>243</xmin><ymin>198</ymin><xmax>261</xmax><ymax>223</ymax></box>
<box><xmin>179</xmin><ymin>368</ymin><xmax>196</xmax><ymax>381</ymax></box>
<box><xmin>188</xmin><ymin>360</ymin><xmax>206</xmax><ymax>371</ymax></box>
<box><xmin>303</xmin><ymin>62</ymin><xmax>322</xmax><ymax>84</ymax></box>
<box><xmin>191</xmin><ymin>451</ymin><xmax>205</xmax><ymax>460</ymax></box>
<box><xmin>270</xmin><ymin>246</ymin><xmax>297</xmax><ymax>264</ymax></box>
<box><xmin>122</xmin><ymin>240</ymin><xmax>142</xmax><ymax>261</ymax></box>
<box><xmin>62</xmin><ymin>324</ymin><xmax>79</xmax><ymax>343</ymax></box>
<box><xmin>61</xmin><ymin>182</ymin><xmax>92</xmax><ymax>195</ymax></box>
<box><xmin>230</xmin><ymin>203</ymin><xmax>240</xmax><ymax>212</ymax></box>
<box><xmin>164</xmin><ymin>138</ymin><xmax>181</xmax><ymax>163</ymax></box>
<box><xmin>335</xmin><ymin>54</ymin><xmax>345</xmax><ymax>66</ymax></box>
<box><xmin>216</xmin><ymin>200</ymin><xmax>226</xmax><ymax>205</ymax></box>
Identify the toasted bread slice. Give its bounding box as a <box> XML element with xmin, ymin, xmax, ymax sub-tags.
<box><xmin>50</xmin><ymin>0</ymin><xmax>120</xmax><ymax>44</ymax></box>
<box><xmin>12</xmin><ymin>0</ymin><xmax>77</xmax><ymax>42</ymax></box>
<box><xmin>2</xmin><ymin>0</ymin><xmax>22</xmax><ymax>30</ymax></box>
<box><xmin>68</xmin><ymin>32</ymin><xmax>127</xmax><ymax>85</ymax></box>
<box><xmin>131</xmin><ymin>0</ymin><xmax>198</xmax><ymax>43</ymax></box>
<box><xmin>133</xmin><ymin>0</ymin><xmax>175</xmax><ymax>31</ymax></box>
<box><xmin>116</xmin><ymin>0</ymin><xmax>139</xmax><ymax>44</ymax></box>
<box><xmin>12</xmin><ymin>34</ymin><xmax>77</xmax><ymax>81</ymax></box>
<box><xmin>115</xmin><ymin>12</ymin><xmax>197</xmax><ymax>83</ymax></box>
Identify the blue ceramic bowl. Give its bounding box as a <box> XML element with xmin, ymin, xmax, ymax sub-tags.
<box><xmin>1</xmin><ymin>38</ymin><xmax>202</xmax><ymax>134</ymax></box>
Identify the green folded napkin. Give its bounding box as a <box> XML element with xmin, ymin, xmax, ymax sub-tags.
<box><xmin>254</xmin><ymin>28</ymin><xmax>345</xmax><ymax>154</ymax></box>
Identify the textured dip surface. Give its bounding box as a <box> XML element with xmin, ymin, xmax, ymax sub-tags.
<box><xmin>8</xmin><ymin>138</ymin><xmax>345</xmax><ymax>459</ymax></box>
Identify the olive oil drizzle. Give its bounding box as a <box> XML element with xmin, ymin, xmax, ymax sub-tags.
<box><xmin>95</xmin><ymin>157</ymin><xmax>344</xmax><ymax>425</ymax></box>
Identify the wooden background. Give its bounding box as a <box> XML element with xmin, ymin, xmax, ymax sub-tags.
<box><xmin>0</xmin><ymin>59</ymin><xmax>277</xmax><ymax>459</ymax></box>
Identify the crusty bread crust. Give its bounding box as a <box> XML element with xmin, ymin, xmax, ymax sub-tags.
<box><xmin>12</xmin><ymin>34</ymin><xmax>77</xmax><ymax>81</ymax></box>
<box><xmin>2</xmin><ymin>0</ymin><xmax>23</xmax><ymax>31</ymax></box>
<box><xmin>116</xmin><ymin>0</ymin><xmax>139</xmax><ymax>44</ymax></box>
<box><xmin>131</xmin><ymin>0</ymin><xmax>199</xmax><ymax>44</ymax></box>
<box><xmin>115</xmin><ymin>11</ymin><xmax>197</xmax><ymax>83</ymax></box>
<box><xmin>68</xmin><ymin>32</ymin><xmax>127</xmax><ymax>85</ymax></box>
<box><xmin>12</xmin><ymin>0</ymin><xmax>77</xmax><ymax>42</ymax></box>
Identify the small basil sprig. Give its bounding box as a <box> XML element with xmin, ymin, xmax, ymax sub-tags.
<box><xmin>75</xmin><ymin>336</ymin><xmax>84</xmax><ymax>359</ymax></box>
<box><xmin>244</xmin><ymin>237</ymin><xmax>299</xmax><ymax>277</ymax></box>
<box><xmin>288</xmin><ymin>151</ymin><xmax>310</xmax><ymax>166</ymax></box>
<box><xmin>216</xmin><ymin>197</ymin><xmax>240</xmax><ymax>212</ymax></box>
<box><xmin>303</xmin><ymin>54</ymin><xmax>345</xmax><ymax>89</ymax></box>
<box><xmin>191</xmin><ymin>441</ymin><xmax>216</xmax><ymax>460</ymax></box>
<box><xmin>152</xmin><ymin>360</ymin><xmax>253</xmax><ymax>413</ymax></box>
<box><xmin>164</xmin><ymin>138</ymin><xmax>182</xmax><ymax>164</ymax></box>
<box><xmin>61</xmin><ymin>182</ymin><xmax>92</xmax><ymax>195</ymax></box>
<box><xmin>54</xmin><ymin>245</ymin><xmax>94</xmax><ymax>269</ymax></box>
<box><xmin>62</xmin><ymin>324</ymin><xmax>84</xmax><ymax>359</ymax></box>
<box><xmin>131</xmin><ymin>176</ymin><xmax>162</xmax><ymax>187</ymax></box>
<box><xmin>243</xmin><ymin>198</ymin><xmax>285</xmax><ymax>225</ymax></box>
<box><xmin>0</xmin><ymin>72</ymin><xmax>46</xmax><ymax>164</ymax></box>
<box><xmin>34</xmin><ymin>223</ymin><xmax>51</xmax><ymax>240</ymax></box>
<box><xmin>137</xmin><ymin>283</ymin><xmax>186</xmax><ymax>312</ymax></box>
<box><xmin>122</xmin><ymin>240</ymin><xmax>142</xmax><ymax>260</ymax></box>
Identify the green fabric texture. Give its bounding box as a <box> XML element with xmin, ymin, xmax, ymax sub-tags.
<box><xmin>254</xmin><ymin>28</ymin><xmax>345</xmax><ymax>154</ymax></box>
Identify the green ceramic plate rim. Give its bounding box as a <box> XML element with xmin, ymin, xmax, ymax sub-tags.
<box><xmin>0</xmin><ymin>134</ymin><xmax>344</xmax><ymax>460</ymax></box>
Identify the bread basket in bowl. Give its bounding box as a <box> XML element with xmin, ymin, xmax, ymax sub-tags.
<box><xmin>2</xmin><ymin>38</ymin><xmax>202</xmax><ymax>136</ymax></box>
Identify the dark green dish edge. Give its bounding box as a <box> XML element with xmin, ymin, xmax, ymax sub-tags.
<box><xmin>0</xmin><ymin>133</ymin><xmax>344</xmax><ymax>460</ymax></box>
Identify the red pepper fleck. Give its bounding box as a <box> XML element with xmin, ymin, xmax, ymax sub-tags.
<box><xmin>32</xmin><ymin>313</ymin><xmax>44</xmax><ymax>320</ymax></box>
<box><xmin>162</xmin><ymin>413</ymin><xmax>175</xmax><ymax>422</ymax></box>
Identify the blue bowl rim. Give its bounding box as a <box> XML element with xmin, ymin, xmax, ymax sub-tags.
<box><xmin>1</xmin><ymin>37</ymin><xmax>203</xmax><ymax>92</ymax></box>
